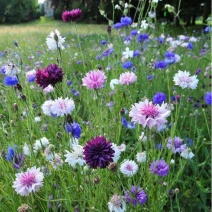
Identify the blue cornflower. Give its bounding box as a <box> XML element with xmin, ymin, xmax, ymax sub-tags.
<box><xmin>5</xmin><ymin>146</ymin><xmax>16</xmax><ymax>161</ymax></box>
<box><xmin>137</xmin><ymin>33</ymin><xmax>149</xmax><ymax>42</ymax></box>
<box><xmin>102</xmin><ymin>48</ymin><xmax>114</xmax><ymax>57</ymax></box>
<box><xmin>120</xmin><ymin>16</ymin><xmax>132</xmax><ymax>26</ymax></box>
<box><xmin>14</xmin><ymin>41</ymin><xmax>18</xmax><ymax>47</ymax></box>
<box><xmin>187</xmin><ymin>42</ymin><xmax>193</xmax><ymax>50</ymax></box>
<box><xmin>130</xmin><ymin>30</ymin><xmax>138</xmax><ymax>36</ymax></box>
<box><xmin>204</xmin><ymin>92</ymin><xmax>212</xmax><ymax>105</ymax></box>
<box><xmin>157</xmin><ymin>37</ymin><xmax>164</xmax><ymax>43</ymax></box>
<box><xmin>66</xmin><ymin>80</ymin><xmax>72</xmax><ymax>86</ymax></box>
<box><xmin>122</xmin><ymin>117</ymin><xmax>136</xmax><ymax>129</ymax></box>
<box><xmin>4</xmin><ymin>76</ymin><xmax>18</xmax><ymax>86</ymax></box>
<box><xmin>122</xmin><ymin>61</ymin><xmax>134</xmax><ymax>69</ymax></box>
<box><xmin>71</xmin><ymin>89</ymin><xmax>80</xmax><ymax>96</ymax></box>
<box><xmin>155</xmin><ymin>144</ymin><xmax>162</xmax><ymax>150</ymax></box>
<box><xmin>76</xmin><ymin>60</ymin><xmax>82</xmax><ymax>64</ymax></box>
<box><xmin>65</xmin><ymin>122</ymin><xmax>82</xmax><ymax>138</ymax></box>
<box><xmin>1</xmin><ymin>66</ymin><xmax>6</xmax><ymax>74</ymax></box>
<box><xmin>154</xmin><ymin>61</ymin><xmax>167</xmax><ymax>69</ymax></box>
<box><xmin>184</xmin><ymin>138</ymin><xmax>193</xmax><ymax>147</ymax></box>
<box><xmin>152</xmin><ymin>92</ymin><xmax>167</xmax><ymax>104</ymax></box>
<box><xmin>147</xmin><ymin>75</ymin><xmax>153</xmax><ymax>81</ymax></box>
<box><xmin>164</xmin><ymin>51</ymin><xmax>175</xmax><ymax>64</ymax></box>
<box><xmin>114</xmin><ymin>22</ymin><xmax>123</xmax><ymax>29</ymax></box>
<box><xmin>100</xmin><ymin>40</ymin><xmax>107</xmax><ymax>45</ymax></box>
<box><xmin>204</xmin><ymin>26</ymin><xmax>210</xmax><ymax>32</ymax></box>
<box><xmin>133</xmin><ymin>50</ymin><xmax>141</xmax><ymax>57</ymax></box>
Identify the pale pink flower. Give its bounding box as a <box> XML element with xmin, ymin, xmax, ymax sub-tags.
<box><xmin>82</xmin><ymin>70</ymin><xmax>106</xmax><ymax>89</ymax></box>
<box><xmin>120</xmin><ymin>160</ymin><xmax>138</xmax><ymax>177</ymax></box>
<box><xmin>43</xmin><ymin>84</ymin><xmax>54</xmax><ymax>94</ymax></box>
<box><xmin>51</xmin><ymin>97</ymin><xmax>75</xmax><ymax>117</ymax></box>
<box><xmin>41</xmin><ymin>100</ymin><xmax>55</xmax><ymax>116</ymax></box>
<box><xmin>13</xmin><ymin>167</ymin><xmax>44</xmax><ymax>196</ymax></box>
<box><xmin>173</xmin><ymin>70</ymin><xmax>199</xmax><ymax>89</ymax></box>
<box><xmin>129</xmin><ymin>99</ymin><xmax>171</xmax><ymax>129</ymax></box>
<box><xmin>119</xmin><ymin>72</ymin><xmax>137</xmax><ymax>85</ymax></box>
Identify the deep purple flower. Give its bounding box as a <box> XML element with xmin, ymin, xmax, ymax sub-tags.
<box><xmin>195</xmin><ymin>68</ymin><xmax>201</xmax><ymax>75</ymax></box>
<box><xmin>4</xmin><ymin>76</ymin><xmax>18</xmax><ymax>86</ymax></box>
<box><xmin>122</xmin><ymin>117</ymin><xmax>136</xmax><ymax>129</ymax></box>
<box><xmin>13</xmin><ymin>154</ymin><xmax>25</xmax><ymax>169</ymax></box>
<box><xmin>125</xmin><ymin>186</ymin><xmax>147</xmax><ymax>206</ymax></box>
<box><xmin>122</xmin><ymin>61</ymin><xmax>134</xmax><ymax>69</ymax></box>
<box><xmin>62</xmin><ymin>9</ymin><xmax>82</xmax><ymax>22</ymax></box>
<box><xmin>150</xmin><ymin>159</ymin><xmax>169</xmax><ymax>177</ymax></box>
<box><xmin>167</xmin><ymin>137</ymin><xmax>187</xmax><ymax>153</ymax></box>
<box><xmin>154</xmin><ymin>61</ymin><xmax>167</xmax><ymax>69</ymax></box>
<box><xmin>152</xmin><ymin>92</ymin><xmax>167</xmax><ymax>104</ymax></box>
<box><xmin>120</xmin><ymin>16</ymin><xmax>132</xmax><ymax>26</ymax></box>
<box><xmin>83</xmin><ymin>136</ymin><xmax>115</xmax><ymax>169</ymax></box>
<box><xmin>137</xmin><ymin>33</ymin><xmax>149</xmax><ymax>42</ymax></box>
<box><xmin>36</xmin><ymin>64</ymin><xmax>63</xmax><ymax>88</ymax></box>
<box><xmin>65</xmin><ymin>122</ymin><xmax>82</xmax><ymax>138</ymax></box>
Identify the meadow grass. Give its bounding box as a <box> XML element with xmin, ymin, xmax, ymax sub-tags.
<box><xmin>0</xmin><ymin>14</ymin><xmax>211</xmax><ymax>212</ymax></box>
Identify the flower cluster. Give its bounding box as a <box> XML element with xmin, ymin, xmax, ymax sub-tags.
<box><xmin>62</xmin><ymin>9</ymin><xmax>82</xmax><ymax>22</ymax></box>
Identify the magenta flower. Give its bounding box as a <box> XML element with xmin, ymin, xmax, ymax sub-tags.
<box><xmin>83</xmin><ymin>136</ymin><xmax>115</xmax><ymax>169</ymax></box>
<box><xmin>36</xmin><ymin>64</ymin><xmax>63</xmax><ymax>88</ymax></box>
<box><xmin>119</xmin><ymin>71</ymin><xmax>137</xmax><ymax>85</ymax></box>
<box><xmin>13</xmin><ymin>167</ymin><xmax>44</xmax><ymax>196</ymax></box>
<box><xmin>129</xmin><ymin>99</ymin><xmax>171</xmax><ymax>129</ymax></box>
<box><xmin>150</xmin><ymin>159</ymin><xmax>169</xmax><ymax>177</ymax></box>
<box><xmin>62</xmin><ymin>9</ymin><xmax>82</xmax><ymax>22</ymax></box>
<box><xmin>82</xmin><ymin>70</ymin><xmax>106</xmax><ymax>90</ymax></box>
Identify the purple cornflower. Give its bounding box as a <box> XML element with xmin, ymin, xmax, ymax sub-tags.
<box><xmin>122</xmin><ymin>117</ymin><xmax>136</xmax><ymax>129</ymax></box>
<box><xmin>36</xmin><ymin>64</ymin><xmax>63</xmax><ymax>88</ymax></box>
<box><xmin>195</xmin><ymin>68</ymin><xmax>201</xmax><ymax>75</ymax></box>
<box><xmin>167</xmin><ymin>137</ymin><xmax>187</xmax><ymax>153</ymax></box>
<box><xmin>71</xmin><ymin>89</ymin><xmax>80</xmax><ymax>96</ymax></box>
<box><xmin>122</xmin><ymin>61</ymin><xmax>134</xmax><ymax>69</ymax></box>
<box><xmin>4</xmin><ymin>76</ymin><xmax>18</xmax><ymax>86</ymax></box>
<box><xmin>137</xmin><ymin>33</ymin><xmax>149</xmax><ymax>42</ymax></box>
<box><xmin>62</xmin><ymin>9</ymin><xmax>82</xmax><ymax>22</ymax></box>
<box><xmin>100</xmin><ymin>40</ymin><xmax>107</xmax><ymax>45</ymax></box>
<box><xmin>120</xmin><ymin>16</ymin><xmax>132</xmax><ymax>26</ymax></box>
<box><xmin>154</xmin><ymin>61</ymin><xmax>167</xmax><ymax>69</ymax></box>
<box><xmin>204</xmin><ymin>92</ymin><xmax>212</xmax><ymax>105</ymax></box>
<box><xmin>150</xmin><ymin>159</ymin><xmax>169</xmax><ymax>177</ymax></box>
<box><xmin>152</xmin><ymin>92</ymin><xmax>167</xmax><ymax>104</ymax></box>
<box><xmin>64</xmin><ymin>122</ymin><xmax>82</xmax><ymax>138</ymax></box>
<box><xmin>83</xmin><ymin>136</ymin><xmax>115</xmax><ymax>169</ymax></box>
<box><xmin>102</xmin><ymin>48</ymin><xmax>114</xmax><ymax>57</ymax></box>
<box><xmin>125</xmin><ymin>186</ymin><xmax>147</xmax><ymax>206</ymax></box>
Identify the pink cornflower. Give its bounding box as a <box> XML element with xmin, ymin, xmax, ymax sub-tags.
<box><xmin>119</xmin><ymin>72</ymin><xmax>137</xmax><ymax>85</ymax></box>
<box><xmin>82</xmin><ymin>70</ymin><xmax>106</xmax><ymax>90</ymax></box>
<box><xmin>173</xmin><ymin>70</ymin><xmax>199</xmax><ymax>89</ymax></box>
<box><xmin>13</xmin><ymin>167</ymin><xmax>44</xmax><ymax>196</ymax></box>
<box><xmin>129</xmin><ymin>98</ymin><xmax>171</xmax><ymax>129</ymax></box>
<box><xmin>62</xmin><ymin>9</ymin><xmax>82</xmax><ymax>22</ymax></box>
<box><xmin>51</xmin><ymin>97</ymin><xmax>75</xmax><ymax>117</ymax></box>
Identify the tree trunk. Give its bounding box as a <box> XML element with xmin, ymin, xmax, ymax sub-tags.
<box><xmin>203</xmin><ymin>0</ymin><xmax>211</xmax><ymax>24</ymax></box>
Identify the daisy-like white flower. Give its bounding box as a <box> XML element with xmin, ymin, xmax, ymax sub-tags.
<box><xmin>33</xmin><ymin>137</ymin><xmax>49</xmax><ymax>153</ymax></box>
<box><xmin>122</xmin><ymin>47</ymin><xmax>133</xmax><ymax>59</ymax></box>
<box><xmin>108</xmin><ymin>194</ymin><xmax>126</xmax><ymax>212</ymax></box>
<box><xmin>41</xmin><ymin>100</ymin><xmax>55</xmax><ymax>117</ymax></box>
<box><xmin>120</xmin><ymin>160</ymin><xmax>138</xmax><ymax>177</ymax></box>
<box><xmin>180</xmin><ymin>148</ymin><xmax>194</xmax><ymax>159</ymax></box>
<box><xmin>136</xmin><ymin>151</ymin><xmax>146</xmax><ymax>163</ymax></box>
<box><xmin>173</xmin><ymin>70</ymin><xmax>199</xmax><ymax>89</ymax></box>
<box><xmin>64</xmin><ymin>140</ymin><xmax>85</xmax><ymax>167</ymax></box>
<box><xmin>119</xmin><ymin>71</ymin><xmax>137</xmax><ymax>85</ymax></box>
<box><xmin>13</xmin><ymin>166</ymin><xmax>44</xmax><ymax>196</ymax></box>
<box><xmin>4</xmin><ymin>61</ymin><xmax>20</xmax><ymax>76</ymax></box>
<box><xmin>46</xmin><ymin>29</ymin><xmax>66</xmax><ymax>51</ymax></box>
<box><xmin>112</xmin><ymin>143</ymin><xmax>121</xmax><ymax>163</ymax></box>
<box><xmin>23</xmin><ymin>143</ymin><xmax>30</xmax><ymax>156</ymax></box>
<box><xmin>140</xmin><ymin>20</ymin><xmax>148</xmax><ymax>30</ymax></box>
<box><xmin>51</xmin><ymin>97</ymin><xmax>75</xmax><ymax>117</ymax></box>
<box><xmin>129</xmin><ymin>98</ymin><xmax>171</xmax><ymax>129</ymax></box>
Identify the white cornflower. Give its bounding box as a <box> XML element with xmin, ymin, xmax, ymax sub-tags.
<box><xmin>33</xmin><ymin>137</ymin><xmax>49</xmax><ymax>153</ymax></box>
<box><xmin>140</xmin><ymin>20</ymin><xmax>148</xmax><ymax>30</ymax></box>
<box><xmin>112</xmin><ymin>143</ymin><xmax>121</xmax><ymax>163</ymax></box>
<box><xmin>4</xmin><ymin>61</ymin><xmax>20</xmax><ymax>76</ymax></box>
<box><xmin>115</xmin><ymin>4</ymin><xmax>121</xmax><ymax>9</ymax></box>
<box><xmin>120</xmin><ymin>160</ymin><xmax>138</xmax><ymax>176</ymax></box>
<box><xmin>50</xmin><ymin>154</ymin><xmax>63</xmax><ymax>169</ymax></box>
<box><xmin>180</xmin><ymin>148</ymin><xmax>194</xmax><ymax>159</ymax></box>
<box><xmin>41</xmin><ymin>100</ymin><xmax>55</xmax><ymax>117</ymax></box>
<box><xmin>148</xmin><ymin>11</ymin><xmax>156</xmax><ymax>18</ymax></box>
<box><xmin>110</xmin><ymin>79</ymin><xmax>119</xmax><ymax>90</ymax></box>
<box><xmin>122</xmin><ymin>47</ymin><xmax>133</xmax><ymax>59</ymax></box>
<box><xmin>34</xmin><ymin>116</ymin><xmax>41</xmax><ymax>122</ymax></box>
<box><xmin>46</xmin><ymin>29</ymin><xmax>66</xmax><ymax>51</ymax></box>
<box><xmin>23</xmin><ymin>143</ymin><xmax>30</xmax><ymax>156</ymax></box>
<box><xmin>136</xmin><ymin>151</ymin><xmax>146</xmax><ymax>163</ymax></box>
<box><xmin>108</xmin><ymin>194</ymin><xmax>126</xmax><ymax>212</ymax></box>
<box><xmin>173</xmin><ymin>70</ymin><xmax>199</xmax><ymax>89</ymax></box>
<box><xmin>43</xmin><ymin>84</ymin><xmax>54</xmax><ymax>94</ymax></box>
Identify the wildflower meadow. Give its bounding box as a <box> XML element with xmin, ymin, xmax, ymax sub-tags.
<box><xmin>0</xmin><ymin>1</ymin><xmax>211</xmax><ymax>211</ymax></box>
